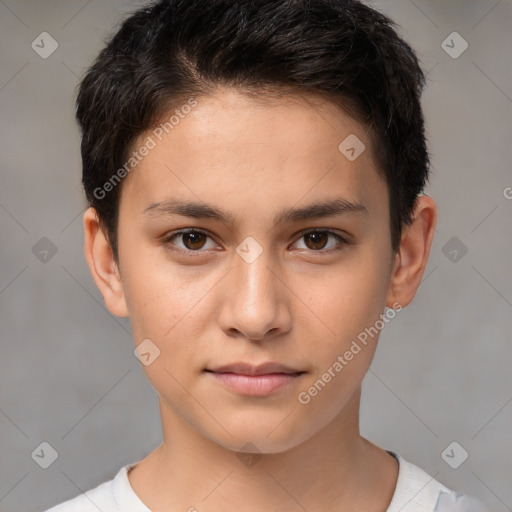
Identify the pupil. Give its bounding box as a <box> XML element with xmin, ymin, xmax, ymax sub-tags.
<box><xmin>181</xmin><ymin>232</ymin><xmax>329</xmax><ymax>251</ymax></box>
<box><xmin>186</xmin><ymin>232</ymin><xmax>204</xmax><ymax>249</ymax></box>
<box><xmin>308</xmin><ymin>232</ymin><xmax>327</xmax><ymax>249</ymax></box>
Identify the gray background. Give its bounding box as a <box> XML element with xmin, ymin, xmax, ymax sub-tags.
<box><xmin>0</xmin><ymin>0</ymin><xmax>511</xmax><ymax>511</ymax></box>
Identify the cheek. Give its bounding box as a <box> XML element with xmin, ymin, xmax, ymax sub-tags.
<box><xmin>303</xmin><ymin>252</ymin><xmax>391</xmax><ymax>383</ymax></box>
<box><xmin>124</xmin><ymin>266</ymin><xmax>209</xmax><ymax>396</ymax></box>
<box><xmin>122</xmin><ymin>256</ymin><xmax>217</xmax><ymax>364</ymax></box>
<box><xmin>310</xmin><ymin>254</ymin><xmax>389</xmax><ymax>332</ymax></box>
<box><xmin>295</xmin><ymin>262</ymin><xmax>387</xmax><ymax>418</ymax></box>
<box><xmin>121</xmin><ymin>242</ymin><xmax>193</xmax><ymax>326</ymax></box>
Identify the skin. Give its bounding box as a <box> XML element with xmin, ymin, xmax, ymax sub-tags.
<box><xmin>84</xmin><ymin>87</ymin><xmax>437</xmax><ymax>511</ymax></box>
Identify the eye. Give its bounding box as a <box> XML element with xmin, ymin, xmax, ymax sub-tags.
<box><xmin>291</xmin><ymin>229</ymin><xmax>349</xmax><ymax>253</ymax></box>
<box><xmin>162</xmin><ymin>229</ymin><xmax>218</xmax><ymax>253</ymax></box>
<box><xmin>161</xmin><ymin>228</ymin><xmax>350</xmax><ymax>256</ymax></box>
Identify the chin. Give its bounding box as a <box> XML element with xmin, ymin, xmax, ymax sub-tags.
<box><xmin>202</xmin><ymin>417</ymin><xmax>318</xmax><ymax>455</ymax></box>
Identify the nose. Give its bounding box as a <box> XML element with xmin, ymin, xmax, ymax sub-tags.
<box><xmin>216</xmin><ymin>244</ymin><xmax>291</xmax><ymax>342</ymax></box>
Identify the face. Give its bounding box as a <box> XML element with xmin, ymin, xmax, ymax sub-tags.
<box><xmin>93</xmin><ymin>88</ymin><xmax>405</xmax><ymax>453</ymax></box>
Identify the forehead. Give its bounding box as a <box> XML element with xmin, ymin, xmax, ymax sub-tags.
<box><xmin>119</xmin><ymin>87</ymin><xmax>387</xmax><ymax>224</ymax></box>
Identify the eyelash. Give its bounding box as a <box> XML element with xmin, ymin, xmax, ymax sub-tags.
<box><xmin>161</xmin><ymin>228</ymin><xmax>350</xmax><ymax>257</ymax></box>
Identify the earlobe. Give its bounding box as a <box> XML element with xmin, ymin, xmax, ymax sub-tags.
<box><xmin>83</xmin><ymin>207</ymin><xmax>129</xmax><ymax>318</ymax></box>
<box><xmin>386</xmin><ymin>195</ymin><xmax>437</xmax><ymax>309</ymax></box>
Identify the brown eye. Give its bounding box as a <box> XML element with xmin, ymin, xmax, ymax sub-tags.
<box><xmin>162</xmin><ymin>228</ymin><xmax>349</xmax><ymax>258</ymax></box>
<box><xmin>303</xmin><ymin>231</ymin><xmax>329</xmax><ymax>250</ymax></box>
<box><xmin>293</xmin><ymin>230</ymin><xmax>347</xmax><ymax>253</ymax></box>
<box><xmin>162</xmin><ymin>229</ymin><xmax>217</xmax><ymax>252</ymax></box>
<box><xmin>180</xmin><ymin>231</ymin><xmax>207</xmax><ymax>250</ymax></box>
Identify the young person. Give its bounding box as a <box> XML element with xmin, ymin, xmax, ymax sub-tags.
<box><xmin>45</xmin><ymin>0</ymin><xmax>489</xmax><ymax>510</ymax></box>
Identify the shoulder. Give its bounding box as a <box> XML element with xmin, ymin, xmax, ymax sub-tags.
<box><xmin>387</xmin><ymin>453</ymin><xmax>490</xmax><ymax>512</ymax></box>
<box><xmin>42</xmin><ymin>465</ymin><xmax>126</xmax><ymax>512</ymax></box>
<box><xmin>43</xmin><ymin>479</ymin><xmax>116</xmax><ymax>512</ymax></box>
<box><xmin>42</xmin><ymin>462</ymin><xmax>150</xmax><ymax>512</ymax></box>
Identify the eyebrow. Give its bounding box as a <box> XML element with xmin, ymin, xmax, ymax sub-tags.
<box><xmin>142</xmin><ymin>197</ymin><xmax>368</xmax><ymax>226</ymax></box>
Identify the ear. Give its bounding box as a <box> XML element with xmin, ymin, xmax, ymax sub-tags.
<box><xmin>386</xmin><ymin>195</ymin><xmax>437</xmax><ymax>309</ymax></box>
<box><xmin>83</xmin><ymin>207</ymin><xmax>129</xmax><ymax>317</ymax></box>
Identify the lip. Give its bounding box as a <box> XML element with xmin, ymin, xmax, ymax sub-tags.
<box><xmin>205</xmin><ymin>362</ymin><xmax>306</xmax><ymax>397</ymax></box>
<box><xmin>207</xmin><ymin>362</ymin><xmax>303</xmax><ymax>376</ymax></box>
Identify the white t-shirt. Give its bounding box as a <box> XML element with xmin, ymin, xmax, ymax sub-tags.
<box><xmin>43</xmin><ymin>452</ymin><xmax>489</xmax><ymax>512</ymax></box>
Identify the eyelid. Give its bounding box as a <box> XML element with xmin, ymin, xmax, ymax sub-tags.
<box><xmin>292</xmin><ymin>227</ymin><xmax>351</xmax><ymax>243</ymax></box>
<box><xmin>289</xmin><ymin>228</ymin><xmax>350</xmax><ymax>254</ymax></box>
<box><xmin>161</xmin><ymin>227</ymin><xmax>350</xmax><ymax>255</ymax></box>
<box><xmin>161</xmin><ymin>228</ymin><xmax>220</xmax><ymax>255</ymax></box>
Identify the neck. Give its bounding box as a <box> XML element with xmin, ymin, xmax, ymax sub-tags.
<box><xmin>128</xmin><ymin>388</ymin><xmax>398</xmax><ymax>511</ymax></box>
